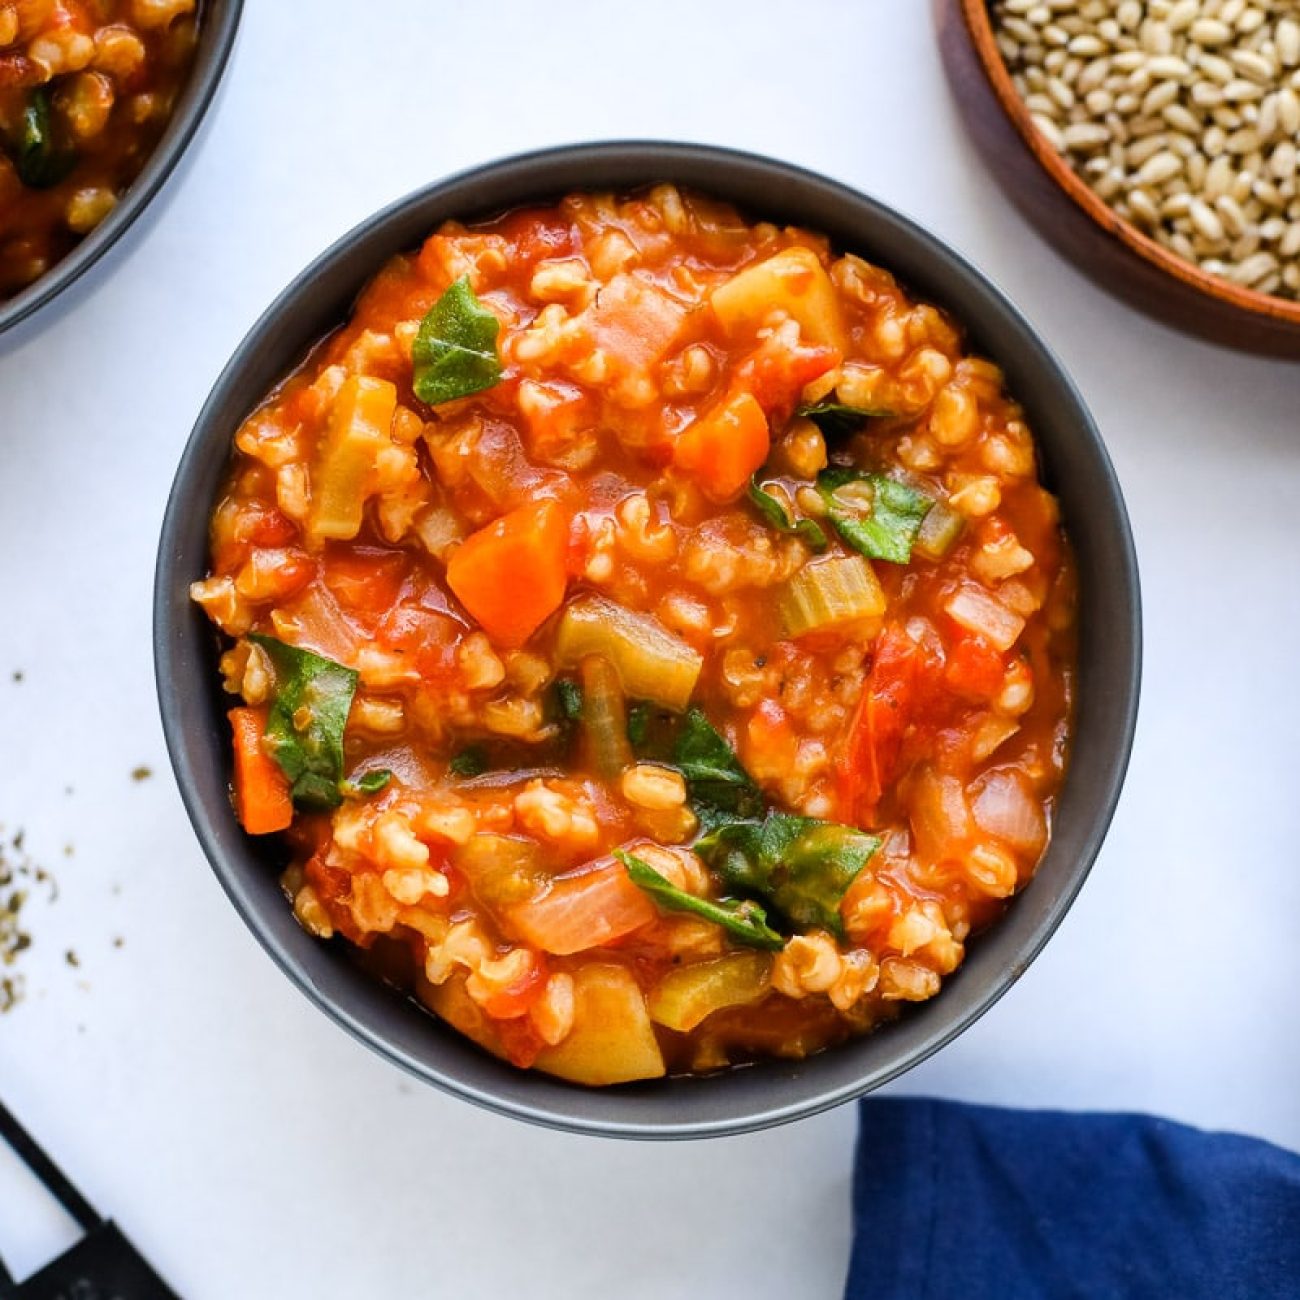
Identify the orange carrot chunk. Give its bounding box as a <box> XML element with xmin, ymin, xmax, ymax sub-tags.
<box><xmin>229</xmin><ymin>706</ymin><xmax>293</xmax><ymax>835</ymax></box>
<box><xmin>447</xmin><ymin>500</ymin><xmax>570</xmax><ymax>648</ymax></box>
<box><xmin>673</xmin><ymin>390</ymin><xmax>770</xmax><ymax>503</ymax></box>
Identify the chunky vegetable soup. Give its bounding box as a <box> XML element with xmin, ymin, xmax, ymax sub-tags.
<box><xmin>193</xmin><ymin>187</ymin><xmax>1077</xmax><ymax>1084</ymax></box>
<box><xmin>0</xmin><ymin>0</ymin><xmax>198</xmax><ymax>300</ymax></box>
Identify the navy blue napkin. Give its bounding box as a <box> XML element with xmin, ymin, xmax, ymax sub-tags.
<box><xmin>848</xmin><ymin>1098</ymin><xmax>1300</xmax><ymax>1299</ymax></box>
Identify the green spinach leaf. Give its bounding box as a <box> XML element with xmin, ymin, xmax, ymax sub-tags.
<box><xmin>249</xmin><ymin>636</ymin><xmax>358</xmax><ymax>810</ymax></box>
<box><xmin>747</xmin><ymin>477</ymin><xmax>828</xmax><ymax>552</ymax></box>
<box><xmin>818</xmin><ymin>470</ymin><xmax>932</xmax><ymax>565</ymax></box>
<box><xmin>672</xmin><ymin>708</ymin><xmax>765</xmax><ymax>829</ymax></box>
<box><xmin>16</xmin><ymin>88</ymin><xmax>75</xmax><ymax>189</ymax></box>
<box><xmin>626</xmin><ymin>701</ymin><xmax>678</xmax><ymax>760</ymax></box>
<box><xmin>412</xmin><ymin>275</ymin><xmax>503</xmax><ymax>406</ymax></box>
<box><xmin>340</xmin><ymin>769</ymin><xmax>393</xmax><ymax>798</ymax></box>
<box><xmin>796</xmin><ymin>400</ymin><xmax>895</xmax><ymax>440</ymax></box>
<box><xmin>555</xmin><ymin>678</ymin><xmax>583</xmax><ymax>722</ymax></box>
<box><xmin>626</xmin><ymin>701</ymin><xmax>652</xmax><ymax>749</ymax></box>
<box><xmin>696</xmin><ymin>814</ymin><xmax>880</xmax><ymax>936</ymax></box>
<box><xmin>449</xmin><ymin>745</ymin><xmax>489</xmax><ymax>778</ymax></box>
<box><xmin>617</xmin><ymin>850</ymin><xmax>783</xmax><ymax>951</ymax></box>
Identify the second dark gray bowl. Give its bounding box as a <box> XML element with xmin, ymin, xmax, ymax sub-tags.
<box><xmin>154</xmin><ymin>141</ymin><xmax>1141</xmax><ymax>1139</ymax></box>
<box><xmin>0</xmin><ymin>0</ymin><xmax>243</xmax><ymax>342</ymax></box>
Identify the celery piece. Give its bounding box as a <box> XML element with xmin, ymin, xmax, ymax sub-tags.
<box><xmin>912</xmin><ymin>500</ymin><xmax>965</xmax><ymax>562</ymax></box>
<box><xmin>554</xmin><ymin>596</ymin><xmax>703</xmax><ymax>712</ymax></box>
<box><xmin>308</xmin><ymin>375</ymin><xmax>397</xmax><ymax>543</ymax></box>
<box><xmin>579</xmin><ymin>655</ymin><xmax>633</xmax><ymax>778</ymax></box>
<box><xmin>778</xmin><ymin>554</ymin><xmax>886</xmax><ymax>636</ymax></box>
<box><xmin>456</xmin><ymin>834</ymin><xmax>548</xmax><ymax>910</ymax></box>
<box><xmin>648</xmin><ymin>952</ymin><xmax>775</xmax><ymax>1032</ymax></box>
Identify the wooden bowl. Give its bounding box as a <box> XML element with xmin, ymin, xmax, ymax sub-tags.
<box><xmin>934</xmin><ymin>0</ymin><xmax>1300</xmax><ymax>358</ymax></box>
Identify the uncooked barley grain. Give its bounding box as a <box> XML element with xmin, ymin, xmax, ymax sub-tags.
<box><xmin>993</xmin><ymin>0</ymin><xmax>1300</xmax><ymax>300</ymax></box>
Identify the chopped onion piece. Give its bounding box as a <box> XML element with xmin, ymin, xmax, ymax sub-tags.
<box><xmin>971</xmin><ymin>771</ymin><xmax>1047</xmax><ymax>856</ymax></box>
<box><xmin>943</xmin><ymin>584</ymin><xmax>1025</xmax><ymax>652</ymax></box>
<box><xmin>908</xmin><ymin>769</ymin><xmax>973</xmax><ymax>862</ymax></box>
<box><xmin>554</xmin><ymin>595</ymin><xmax>702</xmax><ymax>711</ymax></box>
<box><xmin>779</xmin><ymin>554</ymin><xmax>886</xmax><ymax>637</ymax></box>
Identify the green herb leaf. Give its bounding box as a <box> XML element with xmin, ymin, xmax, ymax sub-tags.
<box><xmin>449</xmin><ymin>745</ymin><xmax>489</xmax><ymax>778</ymax></box>
<box><xmin>555</xmin><ymin>678</ymin><xmax>583</xmax><ymax>722</ymax></box>
<box><xmin>747</xmin><ymin>478</ymin><xmax>828</xmax><ymax>552</ymax></box>
<box><xmin>250</xmin><ymin>636</ymin><xmax>358</xmax><ymax>810</ymax></box>
<box><xmin>626</xmin><ymin>701</ymin><xmax>679</xmax><ymax>761</ymax></box>
<box><xmin>796</xmin><ymin>400</ymin><xmax>895</xmax><ymax>440</ymax></box>
<box><xmin>411</xmin><ymin>276</ymin><xmax>503</xmax><ymax>406</ymax></box>
<box><xmin>626</xmin><ymin>701</ymin><xmax>651</xmax><ymax>748</ymax></box>
<box><xmin>16</xmin><ymin>88</ymin><xmax>75</xmax><ymax>190</ymax></box>
<box><xmin>818</xmin><ymin>470</ymin><xmax>933</xmax><ymax>565</ymax></box>
<box><xmin>696</xmin><ymin>814</ymin><xmax>881</xmax><ymax>936</ymax></box>
<box><xmin>340</xmin><ymin>769</ymin><xmax>393</xmax><ymax>798</ymax></box>
<box><xmin>617</xmin><ymin>850</ymin><xmax>784</xmax><ymax>951</ymax></box>
<box><xmin>672</xmin><ymin>708</ymin><xmax>765</xmax><ymax>829</ymax></box>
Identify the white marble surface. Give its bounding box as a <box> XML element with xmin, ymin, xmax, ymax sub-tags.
<box><xmin>2</xmin><ymin>1</ymin><xmax>1298</xmax><ymax>1294</ymax></box>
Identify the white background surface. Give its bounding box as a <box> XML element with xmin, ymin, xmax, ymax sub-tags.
<box><xmin>2</xmin><ymin>1</ymin><xmax>1298</xmax><ymax>1295</ymax></box>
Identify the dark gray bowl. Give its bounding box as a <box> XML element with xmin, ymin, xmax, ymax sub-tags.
<box><xmin>0</xmin><ymin>0</ymin><xmax>242</xmax><ymax>342</ymax></box>
<box><xmin>154</xmin><ymin>142</ymin><xmax>1141</xmax><ymax>1139</ymax></box>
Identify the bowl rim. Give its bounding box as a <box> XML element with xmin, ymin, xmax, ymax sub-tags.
<box><xmin>154</xmin><ymin>140</ymin><xmax>1142</xmax><ymax>1138</ymax></box>
<box><xmin>0</xmin><ymin>0</ymin><xmax>244</xmax><ymax>338</ymax></box>
<box><xmin>956</xmin><ymin>0</ymin><xmax>1300</xmax><ymax>327</ymax></box>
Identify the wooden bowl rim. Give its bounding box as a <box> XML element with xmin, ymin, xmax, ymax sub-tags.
<box><xmin>959</xmin><ymin>0</ymin><xmax>1300</xmax><ymax>327</ymax></box>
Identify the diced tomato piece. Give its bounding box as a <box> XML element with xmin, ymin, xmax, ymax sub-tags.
<box><xmin>447</xmin><ymin>500</ymin><xmax>570</xmax><ymax>648</ymax></box>
<box><xmin>228</xmin><ymin>707</ymin><xmax>293</xmax><ymax>835</ymax></box>
<box><xmin>376</xmin><ymin>601</ymin><xmax>460</xmax><ymax>677</ymax></box>
<box><xmin>735</xmin><ymin>335</ymin><xmax>839</xmax><ymax>423</ymax></box>
<box><xmin>944</xmin><ymin>630</ymin><xmax>1007</xmax><ymax>701</ymax></box>
<box><xmin>517</xmin><ymin>379</ymin><xmax>595</xmax><ymax>466</ymax></box>
<box><xmin>235</xmin><ymin>548</ymin><xmax>315</xmax><ymax>603</ymax></box>
<box><xmin>240</xmin><ymin>500</ymin><xmax>298</xmax><ymax>548</ymax></box>
<box><xmin>838</xmin><ymin>624</ymin><xmax>945</xmax><ymax>823</ymax></box>
<box><xmin>323</xmin><ymin>547</ymin><xmax>411</xmax><ymax>619</ymax></box>
<box><xmin>494</xmin><ymin>1015</ymin><xmax>547</xmax><ymax>1069</ymax></box>
<box><xmin>303</xmin><ymin>853</ymin><xmax>366</xmax><ymax>946</ymax></box>
<box><xmin>744</xmin><ymin>698</ymin><xmax>798</xmax><ymax>781</ymax></box>
<box><xmin>673</xmin><ymin>390</ymin><xmax>770</xmax><ymax>502</ymax></box>
<box><xmin>498</xmin><ymin>207</ymin><xmax>579</xmax><ymax>267</ymax></box>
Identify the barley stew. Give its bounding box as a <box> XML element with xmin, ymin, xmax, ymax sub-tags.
<box><xmin>192</xmin><ymin>187</ymin><xmax>1077</xmax><ymax>1085</ymax></box>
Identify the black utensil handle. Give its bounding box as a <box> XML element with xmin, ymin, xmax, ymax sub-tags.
<box><xmin>0</xmin><ymin>1100</ymin><xmax>101</xmax><ymax>1232</ymax></box>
